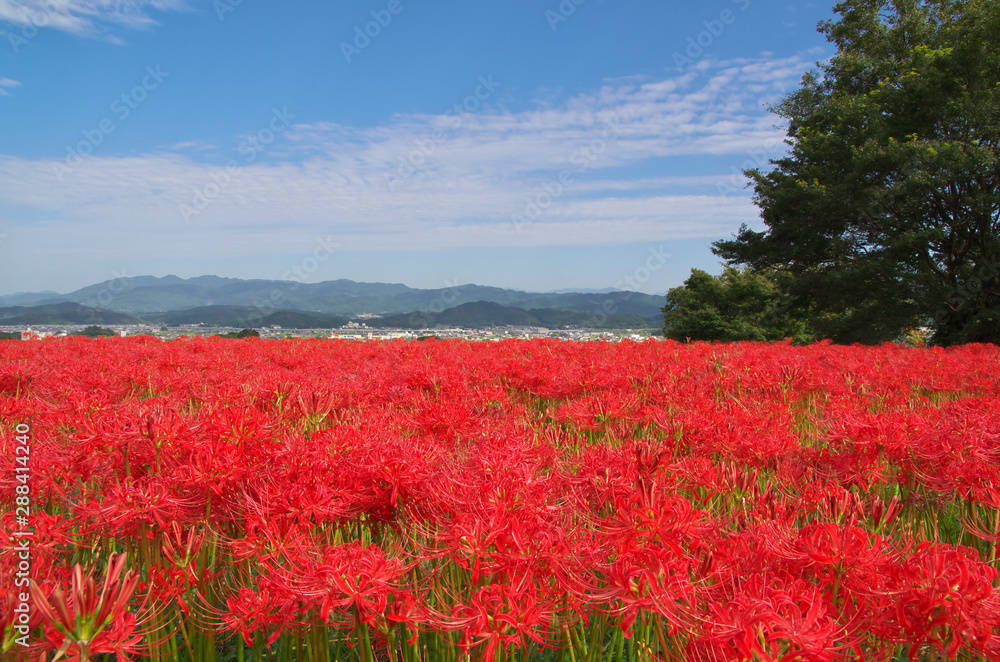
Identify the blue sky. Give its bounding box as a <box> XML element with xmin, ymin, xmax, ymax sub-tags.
<box><xmin>0</xmin><ymin>0</ymin><xmax>834</xmax><ymax>297</ymax></box>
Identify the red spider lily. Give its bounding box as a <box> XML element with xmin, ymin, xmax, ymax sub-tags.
<box><xmin>142</xmin><ymin>563</ymin><xmax>197</xmax><ymax>615</ymax></box>
<box><xmin>601</xmin><ymin>545</ymin><xmax>698</xmax><ymax>636</ymax></box>
<box><xmin>864</xmin><ymin>493</ymin><xmax>902</xmax><ymax>531</ymax></box>
<box><xmin>29</xmin><ymin>554</ymin><xmax>143</xmax><ymax>662</ymax></box>
<box><xmin>160</xmin><ymin>520</ymin><xmax>207</xmax><ymax>581</ymax></box>
<box><xmin>698</xmin><ymin>596</ymin><xmax>773</xmax><ymax>661</ymax></box>
<box><xmin>6</xmin><ymin>336</ymin><xmax>1000</xmax><ymax>661</ymax></box>
<box><xmin>384</xmin><ymin>588</ymin><xmax>428</xmax><ymax>643</ymax></box>
<box><xmin>778</xmin><ymin>522</ymin><xmax>895</xmax><ymax>594</ymax></box>
<box><xmin>222</xmin><ymin>586</ymin><xmax>284</xmax><ymax>647</ymax></box>
<box><xmin>887</xmin><ymin>542</ymin><xmax>999</xmax><ymax>660</ymax></box>
<box><xmin>37</xmin><ymin>613</ymin><xmax>142</xmax><ymax>662</ymax></box>
<box><xmin>294</xmin><ymin>388</ymin><xmax>337</xmax><ymax>421</ymax></box>
<box><xmin>0</xmin><ymin>511</ymin><xmax>78</xmax><ymax>566</ymax></box>
<box><xmin>306</xmin><ymin>541</ymin><xmax>406</xmax><ymax>626</ymax></box>
<box><xmin>695</xmin><ymin>578</ymin><xmax>857</xmax><ymax>662</ymax></box>
<box><xmin>143</xmin><ymin>523</ymin><xmax>211</xmax><ymax>616</ymax></box>
<box><xmin>761</xmin><ymin>586</ymin><xmax>846</xmax><ymax>662</ymax></box>
<box><xmin>440</xmin><ymin>582</ymin><xmax>554</xmax><ymax>662</ymax></box>
<box><xmin>80</xmin><ymin>476</ymin><xmax>202</xmax><ymax>537</ymax></box>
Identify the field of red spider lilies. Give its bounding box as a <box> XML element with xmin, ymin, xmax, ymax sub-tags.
<box><xmin>2</xmin><ymin>336</ymin><xmax>1000</xmax><ymax>662</ymax></box>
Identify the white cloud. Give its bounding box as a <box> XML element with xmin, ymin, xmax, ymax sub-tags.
<box><xmin>0</xmin><ymin>55</ymin><xmax>807</xmax><ymax>261</ymax></box>
<box><xmin>0</xmin><ymin>77</ymin><xmax>20</xmax><ymax>95</ymax></box>
<box><xmin>0</xmin><ymin>0</ymin><xmax>188</xmax><ymax>38</ymax></box>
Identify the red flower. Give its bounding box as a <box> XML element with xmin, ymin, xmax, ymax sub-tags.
<box><xmin>29</xmin><ymin>554</ymin><xmax>144</xmax><ymax>662</ymax></box>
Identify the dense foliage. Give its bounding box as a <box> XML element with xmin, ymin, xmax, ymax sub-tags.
<box><xmin>676</xmin><ymin>0</ymin><xmax>1000</xmax><ymax>345</ymax></box>
<box><xmin>216</xmin><ymin>328</ymin><xmax>262</xmax><ymax>339</ymax></box>
<box><xmin>75</xmin><ymin>325</ymin><xmax>118</xmax><ymax>338</ymax></box>
<box><xmin>661</xmin><ymin>268</ymin><xmax>819</xmax><ymax>343</ymax></box>
<box><xmin>3</xmin><ymin>336</ymin><xmax>1000</xmax><ymax>661</ymax></box>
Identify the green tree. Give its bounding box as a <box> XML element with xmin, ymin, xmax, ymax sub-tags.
<box><xmin>76</xmin><ymin>326</ymin><xmax>117</xmax><ymax>338</ymax></box>
<box><xmin>662</xmin><ymin>267</ymin><xmax>818</xmax><ymax>343</ymax></box>
<box><xmin>217</xmin><ymin>328</ymin><xmax>261</xmax><ymax>339</ymax></box>
<box><xmin>713</xmin><ymin>0</ymin><xmax>1000</xmax><ymax>345</ymax></box>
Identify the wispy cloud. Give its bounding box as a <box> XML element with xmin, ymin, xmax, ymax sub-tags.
<box><xmin>0</xmin><ymin>0</ymin><xmax>188</xmax><ymax>38</ymax></box>
<box><xmin>0</xmin><ymin>55</ymin><xmax>808</xmax><ymax>260</ymax></box>
<box><xmin>0</xmin><ymin>76</ymin><xmax>20</xmax><ymax>95</ymax></box>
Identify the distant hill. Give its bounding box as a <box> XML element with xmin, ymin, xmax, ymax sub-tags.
<box><xmin>369</xmin><ymin>301</ymin><xmax>659</xmax><ymax>330</ymax></box>
<box><xmin>0</xmin><ymin>275</ymin><xmax>665</xmax><ymax>318</ymax></box>
<box><xmin>0</xmin><ymin>299</ymin><xmax>657</xmax><ymax>330</ymax></box>
<box><xmin>545</xmin><ymin>287</ymin><xmax>623</xmax><ymax>294</ymax></box>
<box><xmin>143</xmin><ymin>306</ymin><xmax>349</xmax><ymax>329</ymax></box>
<box><xmin>257</xmin><ymin>311</ymin><xmax>349</xmax><ymax>329</ymax></box>
<box><xmin>0</xmin><ymin>302</ymin><xmax>142</xmax><ymax>325</ymax></box>
<box><xmin>0</xmin><ymin>290</ymin><xmax>62</xmax><ymax>306</ymax></box>
<box><xmin>143</xmin><ymin>306</ymin><xmax>263</xmax><ymax>327</ymax></box>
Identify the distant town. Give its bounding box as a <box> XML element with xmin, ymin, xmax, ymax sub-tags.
<box><xmin>5</xmin><ymin>322</ymin><xmax>659</xmax><ymax>342</ymax></box>
<box><xmin>0</xmin><ymin>275</ymin><xmax>664</xmax><ymax>342</ymax></box>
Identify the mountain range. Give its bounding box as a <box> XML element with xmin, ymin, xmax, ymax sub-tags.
<box><xmin>0</xmin><ymin>276</ymin><xmax>665</xmax><ymax>329</ymax></box>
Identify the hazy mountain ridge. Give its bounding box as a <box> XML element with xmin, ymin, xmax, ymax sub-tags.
<box><xmin>0</xmin><ymin>301</ymin><xmax>657</xmax><ymax>331</ymax></box>
<box><xmin>0</xmin><ymin>276</ymin><xmax>665</xmax><ymax>317</ymax></box>
<box><xmin>0</xmin><ymin>302</ymin><xmax>143</xmax><ymax>325</ymax></box>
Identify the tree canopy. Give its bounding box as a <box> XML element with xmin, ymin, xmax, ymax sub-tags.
<box><xmin>709</xmin><ymin>0</ymin><xmax>1000</xmax><ymax>345</ymax></box>
<box><xmin>661</xmin><ymin>267</ymin><xmax>819</xmax><ymax>343</ymax></box>
<box><xmin>216</xmin><ymin>328</ymin><xmax>261</xmax><ymax>339</ymax></box>
<box><xmin>75</xmin><ymin>325</ymin><xmax>117</xmax><ymax>338</ymax></box>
